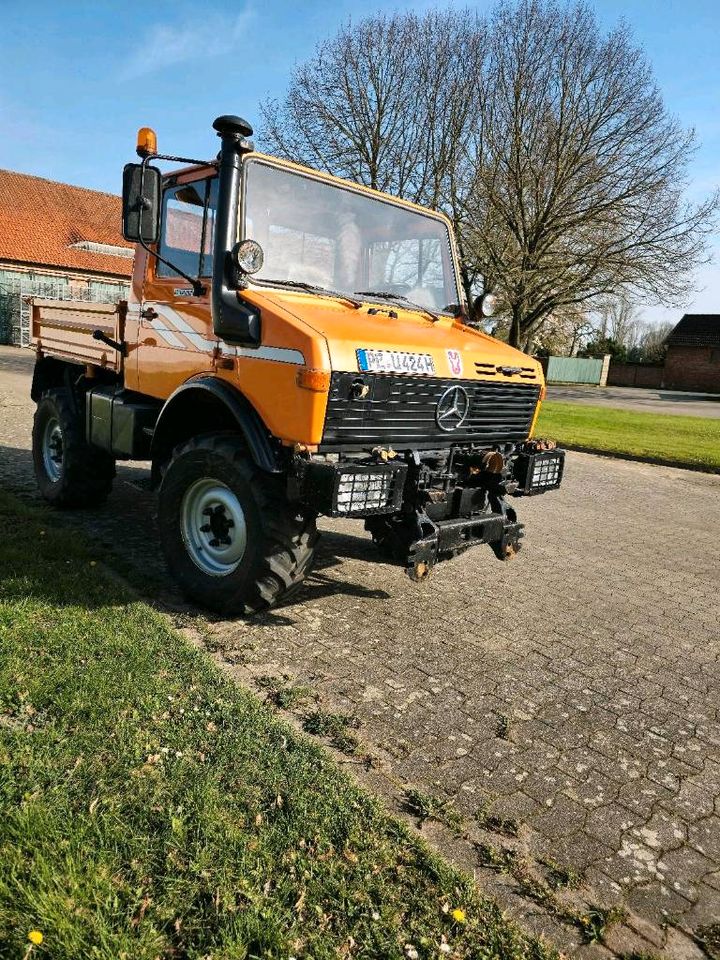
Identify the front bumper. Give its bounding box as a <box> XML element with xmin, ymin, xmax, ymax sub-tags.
<box><xmin>292</xmin><ymin>444</ymin><xmax>565</xmax><ymax>577</ymax></box>
<box><xmin>406</xmin><ymin>510</ymin><xmax>525</xmax><ymax>577</ymax></box>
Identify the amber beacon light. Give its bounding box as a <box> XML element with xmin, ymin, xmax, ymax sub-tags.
<box><xmin>136</xmin><ymin>126</ymin><xmax>158</xmax><ymax>158</ymax></box>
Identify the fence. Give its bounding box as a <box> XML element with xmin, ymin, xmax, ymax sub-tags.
<box><xmin>607</xmin><ymin>362</ymin><xmax>664</xmax><ymax>389</ymax></box>
<box><xmin>544</xmin><ymin>355</ymin><xmax>610</xmax><ymax>385</ymax></box>
<box><xmin>0</xmin><ymin>277</ymin><xmax>130</xmax><ymax>347</ymax></box>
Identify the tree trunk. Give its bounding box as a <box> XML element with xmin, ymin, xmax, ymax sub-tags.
<box><xmin>509</xmin><ymin>307</ymin><xmax>522</xmax><ymax>348</ymax></box>
<box><xmin>460</xmin><ymin>265</ymin><xmax>475</xmax><ymax>320</ymax></box>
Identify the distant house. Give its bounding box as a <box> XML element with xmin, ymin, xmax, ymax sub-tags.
<box><xmin>664</xmin><ymin>314</ymin><xmax>720</xmax><ymax>394</ymax></box>
<box><xmin>0</xmin><ymin>169</ymin><xmax>133</xmax><ymax>345</ymax></box>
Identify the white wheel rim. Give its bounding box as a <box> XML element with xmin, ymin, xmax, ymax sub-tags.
<box><xmin>180</xmin><ymin>478</ymin><xmax>247</xmax><ymax>577</ymax></box>
<box><xmin>42</xmin><ymin>417</ymin><xmax>64</xmax><ymax>482</ymax></box>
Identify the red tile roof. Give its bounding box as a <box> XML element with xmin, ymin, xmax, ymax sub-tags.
<box><xmin>0</xmin><ymin>168</ymin><xmax>133</xmax><ymax>278</ymax></box>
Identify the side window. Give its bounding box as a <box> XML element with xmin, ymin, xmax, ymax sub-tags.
<box><xmin>157</xmin><ymin>178</ymin><xmax>217</xmax><ymax>279</ymax></box>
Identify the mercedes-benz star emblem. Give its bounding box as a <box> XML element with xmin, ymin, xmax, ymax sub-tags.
<box><xmin>435</xmin><ymin>386</ymin><xmax>470</xmax><ymax>431</ymax></box>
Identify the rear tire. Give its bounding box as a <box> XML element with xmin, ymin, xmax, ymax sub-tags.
<box><xmin>32</xmin><ymin>389</ymin><xmax>115</xmax><ymax>507</ymax></box>
<box><xmin>158</xmin><ymin>433</ymin><xmax>318</xmax><ymax>615</ymax></box>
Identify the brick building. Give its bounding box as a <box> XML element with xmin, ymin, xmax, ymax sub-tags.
<box><xmin>664</xmin><ymin>314</ymin><xmax>720</xmax><ymax>393</ymax></box>
<box><xmin>0</xmin><ymin>169</ymin><xmax>133</xmax><ymax>345</ymax></box>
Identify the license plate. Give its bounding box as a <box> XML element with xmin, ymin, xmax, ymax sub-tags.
<box><xmin>357</xmin><ymin>349</ymin><xmax>435</xmax><ymax>375</ymax></box>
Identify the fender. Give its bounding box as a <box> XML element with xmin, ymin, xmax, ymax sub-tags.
<box><xmin>150</xmin><ymin>376</ymin><xmax>281</xmax><ymax>481</ymax></box>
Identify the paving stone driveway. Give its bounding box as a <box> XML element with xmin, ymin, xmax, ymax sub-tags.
<box><xmin>2</xmin><ymin>345</ymin><xmax>719</xmax><ymax>957</ymax></box>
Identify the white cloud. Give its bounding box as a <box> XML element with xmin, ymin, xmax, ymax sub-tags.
<box><xmin>122</xmin><ymin>6</ymin><xmax>253</xmax><ymax>79</ymax></box>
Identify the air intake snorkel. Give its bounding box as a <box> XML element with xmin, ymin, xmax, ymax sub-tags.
<box><xmin>211</xmin><ymin>114</ymin><xmax>261</xmax><ymax>344</ymax></box>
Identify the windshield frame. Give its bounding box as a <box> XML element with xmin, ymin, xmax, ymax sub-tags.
<box><xmin>239</xmin><ymin>154</ymin><xmax>463</xmax><ymax>314</ymax></box>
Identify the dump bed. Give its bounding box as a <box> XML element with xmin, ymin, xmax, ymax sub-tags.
<box><xmin>30</xmin><ymin>298</ymin><xmax>126</xmax><ymax>371</ymax></box>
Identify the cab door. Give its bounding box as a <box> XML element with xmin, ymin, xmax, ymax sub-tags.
<box><xmin>136</xmin><ymin>175</ymin><xmax>219</xmax><ymax>399</ymax></box>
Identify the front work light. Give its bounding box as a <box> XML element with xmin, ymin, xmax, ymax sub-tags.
<box><xmin>232</xmin><ymin>239</ymin><xmax>264</xmax><ymax>275</ymax></box>
<box><xmin>136</xmin><ymin>126</ymin><xmax>158</xmax><ymax>158</ymax></box>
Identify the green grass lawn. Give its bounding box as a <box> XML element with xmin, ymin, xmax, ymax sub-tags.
<box><xmin>0</xmin><ymin>491</ymin><xmax>553</xmax><ymax>960</ymax></box>
<box><xmin>536</xmin><ymin>402</ymin><xmax>720</xmax><ymax>471</ymax></box>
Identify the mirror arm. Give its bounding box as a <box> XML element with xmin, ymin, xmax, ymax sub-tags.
<box><xmin>135</xmin><ymin>154</ymin><xmax>209</xmax><ymax>296</ymax></box>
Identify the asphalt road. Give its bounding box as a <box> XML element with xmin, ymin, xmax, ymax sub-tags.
<box><xmin>548</xmin><ymin>384</ymin><xmax>720</xmax><ymax>418</ymax></box>
<box><xmin>2</xmin><ymin>344</ymin><xmax>719</xmax><ymax>958</ymax></box>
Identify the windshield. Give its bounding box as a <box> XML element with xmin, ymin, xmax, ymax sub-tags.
<box><xmin>243</xmin><ymin>160</ymin><xmax>460</xmax><ymax>313</ymax></box>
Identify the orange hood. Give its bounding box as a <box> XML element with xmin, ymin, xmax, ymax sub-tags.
<box><xmin>250</xmin><ymin>289</ymin><xmax>543</xmax><ymax>386</ymax></box>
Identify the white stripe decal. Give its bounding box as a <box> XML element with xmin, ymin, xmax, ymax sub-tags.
<box><xmin>225</xmin><ymin>344</ymin><xmax>305</xmax><ymax>364</ymax></box>
<box><xmin>151</xmin><ymin>304</ymin><xmax>216</xmax><ymax>351</ymax></box>
<box><xmin>145</xmin><ymin>302</ymin><xmax>305</xmax><ymax>364</ymax></box>
<box><xmin>152</xmin><ymin>324</ymin><xmax>185</xmax><ymax>348</ymax></box>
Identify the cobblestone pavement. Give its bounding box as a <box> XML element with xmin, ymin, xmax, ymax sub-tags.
<box><xmin>2</xmin><ymin>346</ymin><xmax>719</xmax><ymax>958</ymax></box>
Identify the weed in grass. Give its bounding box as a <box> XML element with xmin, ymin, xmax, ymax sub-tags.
<box><xmin>274</xmin><ymin>684</ymin><xmax>314</xmax><ymax>710</ymax></box>
<box><xmin>256</xmin><ymin>675</ymin><xmax>315</xmax><ymax>710</ymax></box>
<box><xmin>404</xmin><ymin>788</ymin><xmax>464</xmax><ymax>830</ymax></box>
<box><xmin>540</xmin><ymin>858</ymin><xmax>582</xmax><ymax>890</ymax></box>
<box><xmin>496</xmin><ymin>713</ymin><xmax>511</xmax><ymax>739</ymax></box>
<box><xmin>475</xmin><ymin>841</ymin><xmax>518</xmax><ymax>870</ymax></box>
<box><xmin>576</xmin><ymin>905</ymin><xmax>629</xmax><ymax>943</ymax></box>
<box><xmin>302</xmin><ymin>709</ymin><xmax>361</xmax><ymax>754</ymax></box>
<box><xmin>476</xmin><ymin>808</ymin><xmax>520</xmax><ymax>837</ymax></box>
<box><xmin>697</xmin><ymin>923</ymin><xmax>720</xmax><ymax>960</ymax></box>
<box><xmin>476</xmin><ymin>842</ymin><xmax>620</xmax><ymax>945</ymax></box>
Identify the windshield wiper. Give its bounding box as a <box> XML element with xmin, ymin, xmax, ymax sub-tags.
<box><xmin>260</xmin><ymin>278</ymin><xmax>361</xmax><ymax>308</ymax></box>
<box><xmin>354</xmin><ymin>290</ymin><xmax>440</xmax><ymax>322</ymax></box>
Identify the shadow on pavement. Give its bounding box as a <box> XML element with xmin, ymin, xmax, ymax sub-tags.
<box><xmin>0</xmin><ymin>443</ymin><xmax>391</xmax><ymax>620</ymax></box>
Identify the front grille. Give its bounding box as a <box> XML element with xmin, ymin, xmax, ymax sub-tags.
<box><xmin>322</xmin><ymin>372</ymin><xmax>540</xmax><ymax>448</ymax></box>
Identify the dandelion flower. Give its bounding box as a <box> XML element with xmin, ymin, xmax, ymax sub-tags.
<box><xmin>28</xmin><ymin>930</ymin><xmax>43</xmax><ymax>944</ymax></box>
<box><xmin>451</xmin><ymin>908</ymin><xmax>466</xmax><ymax>923</ymax></box>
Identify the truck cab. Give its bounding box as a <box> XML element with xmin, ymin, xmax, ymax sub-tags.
<box><xmin>30</xmin><ymin>115</ymin><xmax>564</xmax><ymax>614</ymax></box>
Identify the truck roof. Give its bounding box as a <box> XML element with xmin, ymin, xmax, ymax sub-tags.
<box><xmin>164</xmin><ymin>151</ymin><xmax>456</xmax><ymax>233</ymax></box>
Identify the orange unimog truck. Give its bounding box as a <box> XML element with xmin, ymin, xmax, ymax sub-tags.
<box><xmin>29</xmin><ymin>115</ymin><xmax>564</xmax><ymax>614</ymax></box>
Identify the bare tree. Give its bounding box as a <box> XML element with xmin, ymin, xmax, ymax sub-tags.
<box><xmin>260</xmin><ymin>3</ymin><xmax>718</xmax><ymax>347</ymax></box>
<box><xmin>468</xmin><ymin>1</ymin><xmax>718</xmax><ymax>346</ymax></box>
<box><xmin>595</xmin><ymin>299</ymin><xmax>642</xmax><ymax>350</ymax></box>
<box><xmin>261</xmin><ymin>12</ymin><xmax>483</xmax><ymax>202</ymax></box>
<box><xmin>260</xmin><ymin>11</ymin><xmax>487</xmax><ymax>307</ymax></box>
<box><xmin>631</xmin><ymin>320</ymin><xmax>675</xmax><ymax>362</ymax></box>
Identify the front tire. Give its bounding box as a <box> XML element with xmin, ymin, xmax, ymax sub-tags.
<box><xmin>158</xmin><ymin>434</ymin><xmax>318</xmax><ymax>615</ymax></box>
<box><xmin>32</xmin><ymin>389</ymin><xmax>115</xmax><ymax>507</ymax></box>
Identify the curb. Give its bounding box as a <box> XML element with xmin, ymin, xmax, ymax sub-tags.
<box><xmin>561</xmin><ymin>444</ymin><xmax>720</xmax><ymax>475</ymax></box>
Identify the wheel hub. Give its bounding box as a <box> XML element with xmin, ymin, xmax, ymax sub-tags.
<box><xmin>42</xmin><ymin>417</ymin><xmax>64</xmax><ymax>482</ymax></box>
<box><xmin>180</xmin><ymin>479</ymin><xmax>247</xmax><ymax>577</ymax></box>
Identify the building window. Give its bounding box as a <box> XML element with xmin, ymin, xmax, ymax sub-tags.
<box><xmin>157</xmin><ymin>178</ymin><xmax>218</xmax><ymax>280</ymax></box>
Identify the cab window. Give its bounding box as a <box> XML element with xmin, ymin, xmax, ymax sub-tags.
<box><xmin>157</xmin><ymin>178</ymin><xmax>218</xmax><ymax>279</ymax></box>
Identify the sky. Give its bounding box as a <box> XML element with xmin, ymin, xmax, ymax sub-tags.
<box><xmin>1</xmin><ymin>0</ymin><xmax>719</xmax><ymax>325</ymax></box>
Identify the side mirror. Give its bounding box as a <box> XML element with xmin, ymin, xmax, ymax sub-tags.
<box><xmin>474</xmin><ymin>293</ymin><xmax>497</xmax><ymax>318</ymax></box>
<box><xmin>122</xmin><ymin>163</ymin><xmax>161</xmax><ymax>244</ymax></box>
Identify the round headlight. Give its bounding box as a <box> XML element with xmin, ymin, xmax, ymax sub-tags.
<box><xmin>232</xmin><ymin>239</ymin><xmax>264</xmax><ymax>275</ymax></box>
